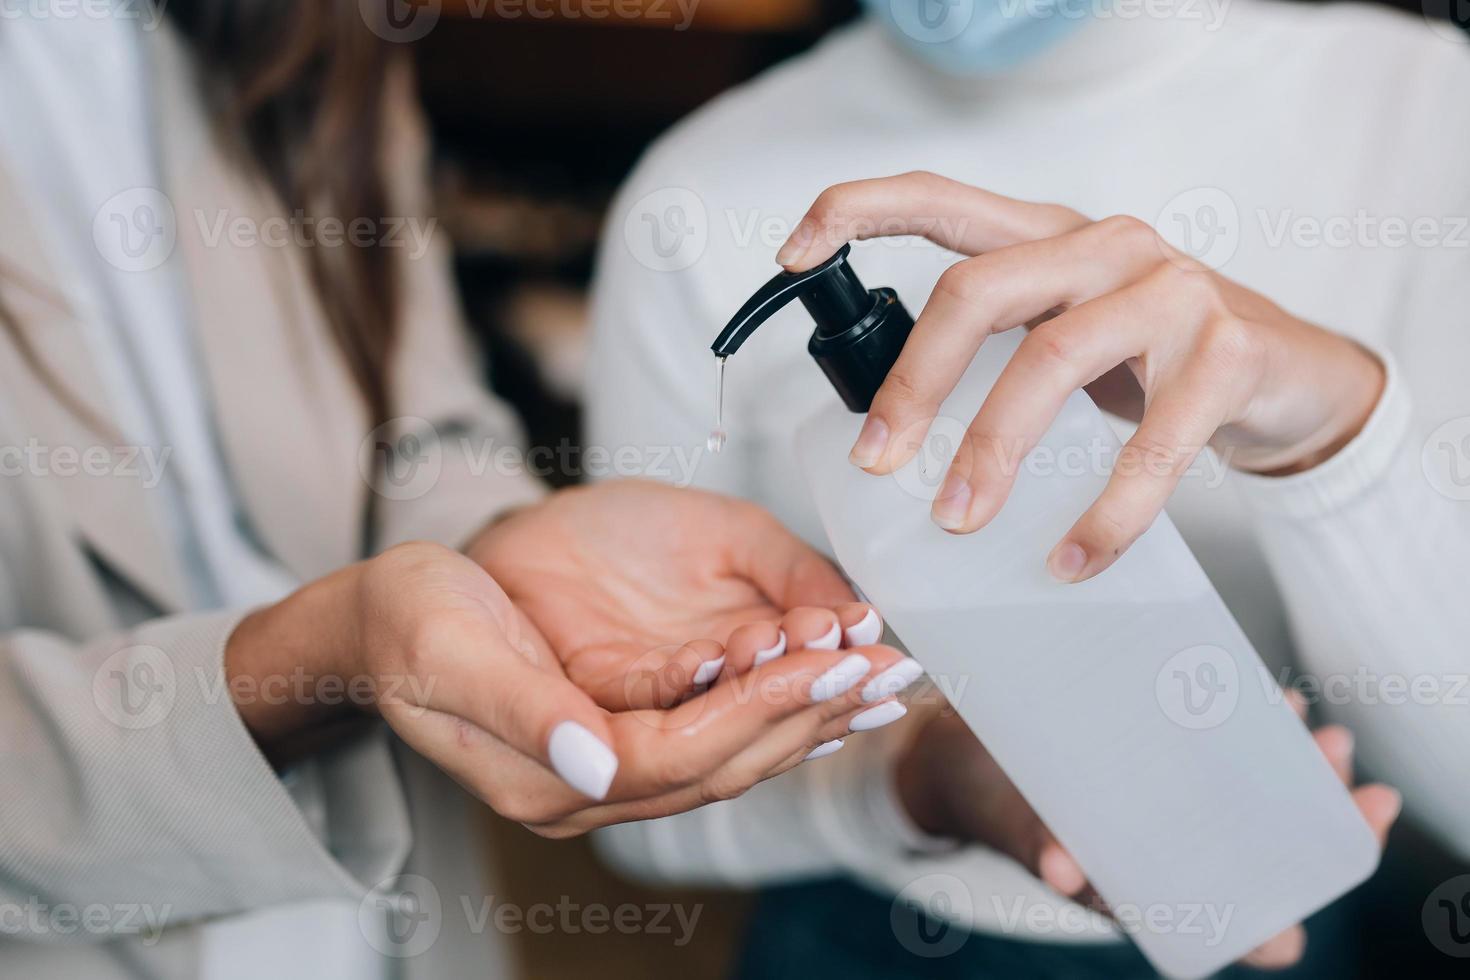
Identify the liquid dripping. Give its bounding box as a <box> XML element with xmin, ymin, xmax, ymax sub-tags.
<box><xmin>707</xmin><ymin>355</ymin><xmax>728</xmax><ymax>454</ymax></box>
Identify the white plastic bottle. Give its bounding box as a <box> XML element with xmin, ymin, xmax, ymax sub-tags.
<box><xmin>713</xmin><ymin>245</ymin><xmax>1378</xmax><ymax>979</ymax></box>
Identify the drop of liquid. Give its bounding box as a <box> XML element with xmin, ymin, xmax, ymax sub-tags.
<box><xmin>708</xmin><ymin>355</ymin><xmax>728</xmax><ymax>454</ymax></box>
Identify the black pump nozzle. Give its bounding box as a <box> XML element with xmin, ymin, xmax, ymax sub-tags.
<box><xmin>710</xmin><ymin>243</ymin><xmax>914</xmax><ymax>412</ymax></box>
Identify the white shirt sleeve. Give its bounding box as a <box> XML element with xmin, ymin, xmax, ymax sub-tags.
<box><xmin>1230</xmin><ymin>344</ymin><xmax>1470</xmax><ymax>859</ymax></box>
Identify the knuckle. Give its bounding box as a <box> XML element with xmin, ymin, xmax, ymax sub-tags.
<box><xmin>1200</xmin><ymin>316</ymin><xmax>1263</xmax><ymax>373</ymax></box>
<box><xmin>697</xmin><ymin>771</ymin><xmax>750</xmax><ymax>806</ymax></box>
<box><xmin>1024</xmin><ymin>320</ymin><xmax>1082</xmax><ymax>370</ymax></box>
<box><xmin>879</xmin><ymin>365</ymin><xmax>923</xmax><ymax>406</ymax></box>
<box><xmin>1082</xmin><ymin>505</ymin><xmax>1137</xmax><ymax>556</ymax></box>
<box><xmin>648</xmin><ymin>744</ymin><xmax>704</xmax><ymax>790</ymax></box>
<box><xmin>1095</xmin><ymin>213</ymin><xmax>1158</xmax><ymax>250</ymax></box>
<box><xmin>933</xmin><ymin>259</ymin><xmax>990</xmax><ymax>305</ymax></box>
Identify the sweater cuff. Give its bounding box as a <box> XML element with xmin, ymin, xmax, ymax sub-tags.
<box><xmin>812</xmin><ymin>709</ymin><xmax>958</xmax><ymax>865</ymax></box>
<box><xmin>1230</xmin><ymin>347</ymin><xmax>1411</xmax><ymax>521</ymax></box>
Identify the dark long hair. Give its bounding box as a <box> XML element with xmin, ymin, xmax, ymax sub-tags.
<box><xmin>0</xmin><ymin>0</ymin><xmax>400</xmax><ymax>428</ymax></box>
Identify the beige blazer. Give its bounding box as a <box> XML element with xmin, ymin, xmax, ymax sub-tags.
<box><xmin>0</xmin><ymin>25</ymin><xmax>542</xmax><ymax>980</ymax></box>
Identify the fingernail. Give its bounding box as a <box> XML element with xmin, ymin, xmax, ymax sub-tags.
<box><xmin>850</xmin><ymin>700</ymin><xmax>907</xmax><ymax>732</ymax></box>
<box><xmin>692</xmin><ymin>656</ymin><xmax>725</xmax><ymax>686</ymax></box>
<box><xmin>844</xmin><ymin>608</ymin><xmax>882</xmax><ymax>647</ymax></box>
<box><xmin>804</xmin><ymin>739</ymin><xmax>844</xmax><ymax>761</ymax></box>
<box><xmin>1385</xmin><ymin>789</ymin><xmax>1404</xmax><ymax>821</ymax></box>
<box><xmin>753</xmin><ymin>630</ymin><xmax>787</xmax><ymax>666</ymax></box>
<box><xmin>931</xmin><ymin>471</ymin><xmax>973</xmax><ymax>530</ymax></box>
<box><xmin>1047</xmin><ymin>541</ymin><xmax>1088</xmax><ymax>582</ymax></box>
<box><xmin>548</xmin><ymin>721</ymin><xmax>619</xmax><ymax>800</ymax></box>
<box><xmin>848</xmin><ymin>416</ymin><xmax>889</xmax><ymax>469</ymax></box>
<box><xmin>807</xmin><ymin>621</ymin><xmax>842</xmax><ymax>651</ymax></box>
<box><xmin>861</xmin><ymin>658</ymin><xmax>925</xmax><ymax>703</ymax></box>
<box><xmin>809</xmin><ymin>653</ymin><xmax>872</xmax><ymax>702</ymax></box>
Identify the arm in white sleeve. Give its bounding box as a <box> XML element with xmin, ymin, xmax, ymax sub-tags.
<box><xmin>1232</xmin><ymin>345</ymin><xmax>1470</xmax><ymax>858</ymax></box>
<box><xmin>594</xmin><ymin>710</ymin><xmax>949</xmax><ymax>888</ymax></box>
<box><xmin>0</xmin><ymin>610</ymin><xmax>408</xmax><ymax>943</ymax></box>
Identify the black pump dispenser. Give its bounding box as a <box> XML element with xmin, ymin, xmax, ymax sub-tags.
<box><xmin>710</xmin><ymin>244</ymin><xmax>914</xmax><ymax>412</ymax></box>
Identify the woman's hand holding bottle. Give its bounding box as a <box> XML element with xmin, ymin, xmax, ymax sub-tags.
<box><xmin>778</xmin><ymin>172</ymin><xmax>1386</xmax><ymax>582</ymax></box>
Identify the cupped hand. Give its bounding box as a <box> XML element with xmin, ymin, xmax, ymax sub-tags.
<box><xmin>896</xmin><ymin>696</ymin><xmax>1400</xmax><ymax>969</ymax></box>
<box><xmin>778</xmin><ymin>172</ymin><xmax>1385</xmax><ymax>582</ymax></box>
<box><xmin>353</xmin><ymin>533</ymin><xmax>919</xmax><ymax>838</ymax></box>
<box><xmin>467</xmin><ymin>479</ymin><xmax>893</xmax><ymax>710</ymax></box>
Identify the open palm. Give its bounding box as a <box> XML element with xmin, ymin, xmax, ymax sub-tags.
<box><xmin>468</xmin><ymin>480</ymin><xmax>862</xmax><ymax>710</ymax></box>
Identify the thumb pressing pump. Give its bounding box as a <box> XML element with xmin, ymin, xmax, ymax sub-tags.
<box><xmin>709</xmin><ymin>242</ymin><xmax>1380</xmax><ymax>980</ymax></box>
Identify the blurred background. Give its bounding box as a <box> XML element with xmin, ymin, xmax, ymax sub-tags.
<box><xmin>410</xmin><ymin>1</ymin><xmax>1468</xmax><ymax>976</ymax></box>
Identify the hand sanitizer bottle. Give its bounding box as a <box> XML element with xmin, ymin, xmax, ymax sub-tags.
<box><xmin>711</xmin><ymin>245</ymin><xmax>1378</xmax><ymax>979</ymax></box>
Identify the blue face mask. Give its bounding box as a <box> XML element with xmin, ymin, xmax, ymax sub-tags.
<box><xmin>860</xmin><ymin>0</ymin><xmax>1091</xmax><ymax>76</ymax></box>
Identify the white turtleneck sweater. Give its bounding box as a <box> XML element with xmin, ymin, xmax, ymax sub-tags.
<box><xmin>586</xmin><ymin>1</ymin><xmax>1470</xmax><ymax>943</ymax></box>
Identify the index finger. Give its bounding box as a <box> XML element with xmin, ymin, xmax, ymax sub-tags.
<box><xmin>776</xmin><ymin>171</ymin><xmax>1090</xmax><ymax>272</ymax></box>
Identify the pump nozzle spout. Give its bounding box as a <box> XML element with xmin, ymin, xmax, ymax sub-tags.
<box><xmin>710</xmin><ymin>242</ymin><xmax>915</xmax><ymax>413</ymax></box>
<box><xmin>710</xmin><ymin>244</ymin><xmax>861</xmax><ymax>357</ymax></box>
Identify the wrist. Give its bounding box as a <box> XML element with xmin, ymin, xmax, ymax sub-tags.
<box><xmin>1241</xmin><ymin>329</ymin><xmax>1386</xmax><ymax>476</ymax></box>
<box><xmin>894</xmin><ymin>713</ymin><xmax>964</xmax><ymax>839</ymax></box>
<box><xmin>225</xmin><ymin>563</ymin><xmax>370</xmax><ymax>758</ymax></box>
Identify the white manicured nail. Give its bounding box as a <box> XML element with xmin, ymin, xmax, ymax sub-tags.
<box><xmin>753</xmin><ymin>630</ymin><xmax>787</xmax><ymax>666</ymax></box>
<box><xmin>843</xmin><ymin>608</ymin><xmax>882</xmax><ymax>646</ymax></box>
<box><xmin>850</xmin><ymin>700</ymin><xmax>907</xmax><ymax>732</ymax></box>
<box><xmin>809</xmin><ymin>653</ymin><xmax>871</xmax><ymax>702</ymax></box>
<box><xmin>804</xmin><ymin>739</ymin><xmax>844</xmax><ymax>761</ymax></box>
<box><xmin>548</xmin><ymin>721</ymin><xmax>618</xmax><ymax>800</ymax></box>
<box><xmin>860</xmin><ymin>658</ymin><xmax>925</xmax><ymax>704</ymax></box>
<box><xmin>692</xmin><ymin>656</ymin><xmax>725</xmax><ymax>686</ymax></box>
<box><xmin>807</xmin><ymin>622</ymin><xmax>842</xmax><ymax>650</ymax></box>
